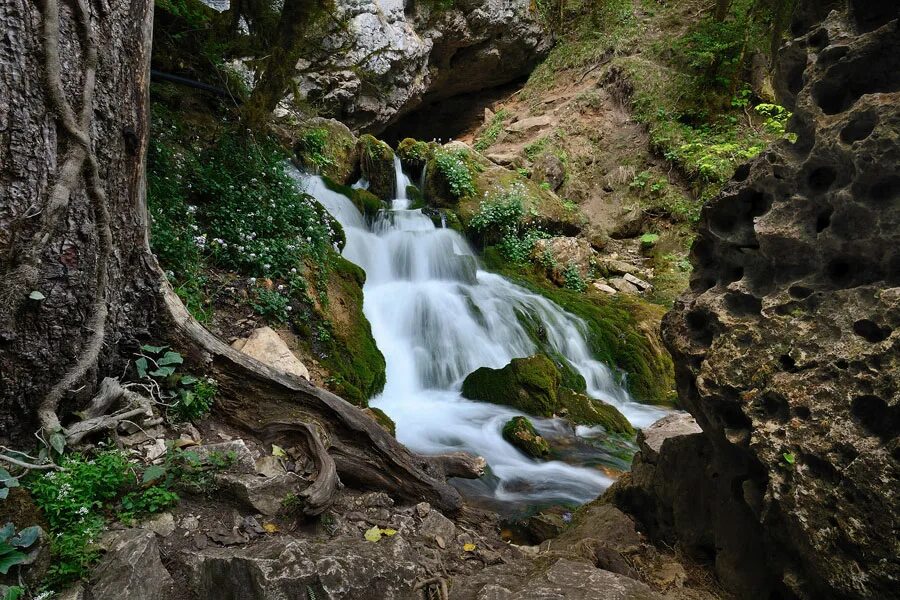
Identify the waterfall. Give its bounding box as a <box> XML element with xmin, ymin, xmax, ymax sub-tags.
<box><xmin>294</xmin><ymin>164</ymin><xmax>667</xmax><ymax>508</ymax></box>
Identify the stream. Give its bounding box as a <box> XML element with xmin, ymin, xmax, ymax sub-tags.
<box><xmin>294</xmin><ymin>160</ymin><xmax>667</xmax><ymax>512</ymax></box>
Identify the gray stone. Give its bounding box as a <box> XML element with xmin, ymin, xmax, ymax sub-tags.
<box><xmin>231</xmin><ymin>326</ymin><xmax>310</xmax><ymax>381</ymax></box>
<box><xmin>141</xmin><ymin>512</ymin><xmax>176</xmax><ymax>538</ymax></box>
<box><xmin>609</xmin><ymin>277</ymin><xmax>639</xmax><ymax>294</ymax></box>
<box><xmin>418</xmin><ymin>510</ymin><xmax>456</xmax><ymax>545</ymax></box>
<box><xmin>638</xmin><ymin>413</ymin><xmax>701</xmax><ymax>463</ymax></box>
<box><xmin>623</xmin><ymin>273</ymin><xmax>652</xmax><ymax>291</ymax></box>
<box><xmin>91</xmin><ymin>529</ymin><xmax>173</xmax><ymax>600</ymax></box>
<box><xmin>218</xmin><ymin>472</ymin><xmax>306</xmax><ymax>516</ymax></box>
<box><xmin>195</xmin><ymin>439</ymin><xmax>257</xmax><ymax>474</ymax></box>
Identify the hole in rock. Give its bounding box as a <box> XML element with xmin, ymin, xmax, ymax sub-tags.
<box><xmin>690</xmin><ymin>276</ymin><xmax>717</xmax><ymax>294</ymax></box>
<box><xmin>851</xmin><ymin>395</ymin><xmax>897</xmax><ymax>440</ymax></box>
<box><xmin>869</xmin><ymin>175</ymin><xmax>900</xmax><ymax>203</ymax></box>
<box><xmin>808</xmin><ymin>28</ymin><xmax>829</xmax><ymax>49</ymax></box>
<box><xmin>825</xmin><ymin>257</ymin><xmax>853</xmax><ymax>287</ymax></box>
<box><xmin>724</xmin><ymin>292</ymin><xmax>762</xmax><ymax>316</ymax></box>
<box><xmin>720</xmin><ymin>265</ymin><xmax>744</xmax><ymax>285</ymax></box>
<box><xmin>807</xmin><ymin>166</ymin><xmax>837</xmax><ymax>192</ymax></box>
<box><xmin>788</xmin><ymin>285</ymin><xmax>813</xmax><ymax>299</ymax></box>
<box><xmin>834</xmin><ymin>359</ymin><xmax>849</xmax><ymax>370</ymax></box>
<box><xmin>779</xmin><ymin>354</ymin><xmax>799</xmax><ymax>373</ymax></box>
<box><xmin>685</xmin><ymin>309</ymin><xmax>716</xmax><ymax>346</ymax></box>
<box><xmin>852</xmin><ymin>319</ymin><xmax>892</xmax><ymax>343</ymax></box>
<box><xmin>840</xmin><ymin>111</ymin><xmax>877</xmax><ymax>143</ymax></box>
<box><xmin>803</xmin><ymin>453</ymin><xmax>840</xmax><ymax>483</ymax></box>
<box><xmin>793</xmin><ymin>405</ymin><xmax>811</xmax><ymax>420</ymax></box>
<box><xmin>815</xmin><ymin>205</ymin><xmax>833</xmax><ymax>232</ymax></box>
<box><xmin>812</xmin><ymin>44</ymin><xmax>900</xmax><ymax>115</ymax></box>
<box><xmin>380</xmin><ymin>78</ymin><xmax>527</xmax><ymax>146</ymax></box>
<box><xmin>732</xmin><ymin>164</ymin><xmax>751</xmax><ymax>182</ymax></box>
<box><xmin>762</xmin><ymin>392</ymin><xmax>790</xmax><ymax>422</ymax></box>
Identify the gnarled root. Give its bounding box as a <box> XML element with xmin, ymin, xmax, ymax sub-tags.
<box><xmin>161</xmin><ymin>282</ymin><xmax>466</xmax><ymax>514</ymax></box>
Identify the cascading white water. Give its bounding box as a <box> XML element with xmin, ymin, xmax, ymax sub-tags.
<box><xmin>295</xmin><ymin>163</ymin><xmax>667</xmax><ymax>508</ymax></box>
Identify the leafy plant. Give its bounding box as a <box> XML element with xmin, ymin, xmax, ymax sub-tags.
<box><xmin>296</xmin><ymin>128</ymin><xmax>332</xmax><ymax>170</ymax></box>
<box><xmin>469</xmin><ymin>184</ymin><xmax>550</xmax><ymax>263</ymax></box>
<box><xmin>251</xmin><ymin>287</ymin><xmax>291</xmax><ymax>323</ymax></box>
<box><xmin>134</xmin><ymin>345</ymin><xmax>216</xmax><ymax>423</ymax></box>
<box><xmin>562</xmin><ymin>263</ymin><xmax>587</xmax><ymax>292</ymax></box>
<box><xmin>640</xmin><ymin>233</ymin><xmax>660</xmax><ymax>249</ymax></box>
<box><xmin>120</xmin><ymin>487</ymin><xmax>179</xmax><ymax>522</ymax></box>
<box><xmin>0</xmin><ymin>468</ymin><xmax>19</xmax><ymax>501</ymax></box>
<box><xmin>433</xmin><ymin>149</ymin><xmax>476</xmax><ymax>198</ymax></box>
<box><xmin>0</xmin><ymin>523</ymin><xmax>41</xmax><ymax>575</ymax></box>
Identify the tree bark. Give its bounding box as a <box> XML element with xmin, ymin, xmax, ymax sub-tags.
<box><xmin>0</xmin><ymin>0</ymin><xmax>464</xmax><ymax>514</ymax></box>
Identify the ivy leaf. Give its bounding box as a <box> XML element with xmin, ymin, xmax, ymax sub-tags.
<box><xmin>28</xmin><ymin>291</ymin><xmax>45</xmax><ymax>301</ymax></box>
<box><xmin>149</xmin><ymin>366</ymin><xmax>176</xmax><ymax>378</ymax></box>
<box><xmin>157</xmin><ymin>351</ymin><xmax>183</xmax><ymax>366</ymax></box>
<box><xmin>135</xmin><ymin>357</ymin><xmax>148</xmax><ymax>379</ymax></box>
<box><xmin>0</xmin><ymin>469</ymin><xmax>16</xmax><ymax>487</ymax></box>
<box><xmin>140</xmin><ymin>344</ymin><xmax>167</xmax><ymax>354</ymax></box>
<box><xmin>364</xmin><ymin>526</ymin><xmax>382</xmax><ymax>542</ymax></box>
<box><xmin>783</xmin><ymin>452</ymin><xmax>796</xmax><ymax>465</ymax></box>
<box><xmin>0</xmin><ymin>488</ymin><xmax>8</xmax><ymax>500</ymax></box>
<box><xmin>49</xmin><ymin>431</ymin><xmax>66</xmax><ymax>455</ymax></box>
<box><xmin>142</xmin><ymin>465</ymin><xmax>167</xmax><ymax>484</ymax></box>
<box><xmin>180</xmin><ymin>375</ymin><xmax>198</xmax><ymax>386</ymax></box>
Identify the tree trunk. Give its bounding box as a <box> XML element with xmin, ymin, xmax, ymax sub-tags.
<box><xmin>0</xmin><ymin>0</ymin><xmax>157</xmax><ymax>442</ymax></box>
<box><xmin>0</xmin><ymin>0</ymin><xmax>464</xmax><ymax>514</ymax></box>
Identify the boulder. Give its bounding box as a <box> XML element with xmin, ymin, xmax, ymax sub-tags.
<box><xmin>531</xmin><ymin>153</ymin><xmax>566</xmax><ymax>190</ymax></box>
<box><xmin>531</xmin><ymin>236</ymin><xmax>593</xmax><ymax>287</ymax></box>
<box><xmin>231</xmin><ymin>327</ymin><xmax>310</xmax><ymax>381</ymax></box>
<box><xmin>194</xmin><ymin>439</ymin><xmax>257</xmax><ymax>474</ymax></box>
<box><xmin>647</xmin><ymin>4</ymin><xmax>900</xmax><ymax>598</ymax></box>
<box><xmin>217</xmin><ymin>472</ymin><xmax>307</xmax><ymax>516</ymax></box>
<box><xmin>91</xmin><ymin>530</ymin><xmax>173</xmax><ymax>600</ymax></box>
<box><xmin>506</xmin><ymin>115</ymin><xmax>554</xmax><ymax>134</ymax></box>
<box><xmin>357</xmin><ymin>134</ymin><xmax>396</xmax><ymax>200</ymax></box>
<box><xmin>183</xmin><ymin>537</ymin><xmax>426</xmax><ymax>599</ymax></box>
<box><xmin>502</xmin><ymin>416</ymin><xmax>550</xmax><ymax>458</ymax></box>
<box><xmin>557</xmin><ymin>389</ymin><xmax>635</xmax><ymax>436</ymax></box>
<box><xmin>461</xmin><ymin>355</ymin><xmax>560</xmax><ymax>417</ymax></box>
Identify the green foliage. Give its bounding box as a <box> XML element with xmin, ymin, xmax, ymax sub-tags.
<box><xmin>134</xmin><ymin>345</ymin><xmax>216</xmax><ymax>423</ymax></box>
<box><xmin>469</xmin><ymin>184</ymin><xmax>550</xmax><ymax>263</ymax></box>
<box><xmin>0</xmin><ymin>523</ymin><xmax>40</xmax><ymax>576</ymax></box>
<box><xmin>396</xmin><ymin>138</ymin><xmax>431</xmax><ymax>166</ymax></box>
<box><xmin>120</xmin><ymin>487</ymin><xmax>179</xmax><ymax>522</ymax></box>
<box><xmin>755</xmin><ymin>103</ymin><xmax>794</xmax><ymax>139</ymax></box>
<box><xmin>562</xmin><ymin>263</ymin><xmax>587</xmax><ymax>292</ymax></box>
<box><xmin>1</xmin><ymin>586</ymin><xmax>24</xmax><ymax>600</ymax></box>
<box><xmin>433</xmin><ymin>149</ymin><xmax>476</xmax><ymax>199</ymax></box>
<box><xmin>148</xmin><ymin>106</ymin><xmax>340</xmax><ymax>323</ymax></box>
<box><xmin>672</xmin><ymin>17</ymin><xmax>749</xmax><ymax>90</ymax></box>
<box><xmin>0</xmin><ymin>468</ymin><xmax>19</xmax><ymax>501</ymax></box>
<box><xmin>252</xmin><ymin>287</ymin><xmax>291</xmax><ymax>323</ymax></box>
<box><xmin>474</xmin><ymin>110</ymin><xmax>510</xmax><ymax>152</ymax></box>
<box><xmin>640</xmin><ymin>233</ymin><xmax>660</xmax><ymax>249</ymax></box>
<box><xmin>296</xmin><ymin>128</ymin><xmax>333</xmax><ymax>170</ymax></box>
<box><xmin>524</xmin><ymin>137</ymin><xmax>550</xmax><ymax>162</ymax></box>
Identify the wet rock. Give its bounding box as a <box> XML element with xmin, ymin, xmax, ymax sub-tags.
<box><xmin>557</xmin><ymin>389</ymin><xmax>635</xmax><ymax>435</ymax></box>
<box><xmin>462</xmin><ymin>355</ymin><xmax>560</xmax><ymax>416</ymax></box>
<box><xmin>231</xmin><ymin>326</ymin><xmax>310</xmax><ymax>381</ymax></box>
<box><xmin>637</xmin><ymin>414</ymin><xmax>701</xmax><ymax>463</ymax></box>
<box><xmin>502</xmin><ymin>416</ymin><xmax>550</xmax><ymax>458</ymax></box>
<box><xmin>91</xmin><ymin>529</ymin><xmax>173</xmax><ymax>600</ymax></box>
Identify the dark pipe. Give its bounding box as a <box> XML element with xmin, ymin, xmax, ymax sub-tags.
<box><xmin>150</xmin><ymin>69</ymin><xmax>242</xmax><ymax>104</ymax></box>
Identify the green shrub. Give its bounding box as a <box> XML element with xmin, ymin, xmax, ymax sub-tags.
<box><xmin>562</xmin><ymin>263</ymin><xmax>587</xmax><ymax>292</ymax></box>
<box><xmin>433</xmin><ymin>149</ymin><xmax>476</xmax><ymax>198</ymax></box>
<box><xmin>296</xmin><ymin>127</ymin><xmax>332</xmax><ymax>170</ymax></box>
<box><xmin>469</xmin><ymin>184</ymin><xmax>550</xmax><ymax>263</ymax></box>
<box><xmin>474</xmin><ymin>110</ymin><xmax>509</xmax><ymax>152</ymax></box>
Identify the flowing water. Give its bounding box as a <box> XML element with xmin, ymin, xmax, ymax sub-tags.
<box><xmin>295</xmin><ymin>159</ymin><xmax>667</xmax><ymax>510</ymax></box>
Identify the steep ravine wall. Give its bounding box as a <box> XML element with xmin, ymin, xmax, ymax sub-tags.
<box><xmin>613</xmin><ymin>2</ymin><xmax>899</xmax><ymax>599</ymax></box>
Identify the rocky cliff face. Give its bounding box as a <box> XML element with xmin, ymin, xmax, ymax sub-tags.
<box><xmin>629</xmin><ymin>2</ymin><xmax>898</xmax><ymax>599</ymax></box>
<box><xmin>293</xmin><ymin>0</ymin><xmax>551</xmax><ymax>132</ymax></box>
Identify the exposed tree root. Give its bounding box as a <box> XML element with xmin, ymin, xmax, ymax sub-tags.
<box><xmin>161</xmin><ymin>282</ymin><xmax>472</xmax><ymax>514</ymax></box>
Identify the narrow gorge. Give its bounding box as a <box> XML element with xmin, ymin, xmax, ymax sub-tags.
<box><xmin>0</xmin><ymin>1</ymin><xmax>896</xmax><ymax>599</ymax></box>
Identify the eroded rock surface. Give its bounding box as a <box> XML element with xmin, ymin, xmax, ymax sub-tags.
<box><xmin>647</xmin><ymin>4</ymin><xmax>899</xmax><ymax>598</ymax></box>
<box><xmin>294</xmin><ymin>0</ymin><xmax>551</xmax><ymax>132</ymax></box>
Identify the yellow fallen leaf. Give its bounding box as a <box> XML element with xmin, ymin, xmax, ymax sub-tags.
<box><xmin>463</xmin><ymin>543</ymin><xmax>476</xmax><ymax>552</ymax></box>
<box><xmin>271</xmin><ymin>444</ymin><xmax>286</xmax><ymax>457</ymax></box>
<box><xmin>364</xmin><ymin>526</ymin><xmax>382</xmax><ymax>542</ymax></box>
<box><xmin>381</xmin><ymin>528</ymin><xmax>397</xmax><ymax>536</ymax></box>
<box><xmin>263</xmin><ymin>523</ymin><xmax>278</xmax><ymax>534</ymax></box>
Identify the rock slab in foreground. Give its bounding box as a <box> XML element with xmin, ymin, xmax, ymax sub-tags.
<box><xmin>92</xmin><ymin>529</ymin><xmax>174</xmax><ymax>600</ymax></box>
<box><xmin>231</xmin><ymin>326</ymin><xmax>310</xmax><ymax>381</ymax></box>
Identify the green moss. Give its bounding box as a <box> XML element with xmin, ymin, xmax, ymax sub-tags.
<box><xmin>396</xmin><ymin>138</ymin><xmax>432</xmax><ymax>169</ymax></box>
<box><xmin>358</xmin><ymin>134</ymin><xmax>396</xmax><ymax>200</ymax></box>
<box><xmin>482</xmin><ymin>249</ymin><xmax>675</xmax><ymax>405</ymax></box>
<box><xmin>294</xmin><ymin>119</ymin><xmax>359</xmax><ymax>184</ymax></box>
<box><xmin>321</xmin><ymin>176</ymin><xmax>385</xmax><ymax>220</ymax></box>
<box><xmin>557</xmin><ymin>389</ymin><xmax>634</xmax><ymax>435</ymax></box>
<box><xmin>502</xmin><ymin>416</ymin><xmax>550</xmax><ymax>458</ymax></box>
<box><xmin>308</xmin><ymin>255</ymin><xmax>386</xmax><ymax>406</ymax></box>
<box><xmin>424</xmin><ymin>148</ymin><xmax>477</xmax><ymax>206</ymax></box>
<box><xmin>461</xmin><ymin>355</ymin><xmax>560</xmax><ymax>416</ymax></box>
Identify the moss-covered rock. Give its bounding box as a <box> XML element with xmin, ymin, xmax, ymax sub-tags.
<box><xmin>321</xmin><ymin>177</ymin><xmax>385</xmax><ymax>220</ymax></box>
<box><xmin>304</xmin><ymin>255</ymin><xmax>386</xmax><ymax>406</ymax></box>
<box><xmin>424</xmin><ymin>145</ymin><xmax>478</xmax><ymax>208</ymax></box>
<box><xmin>358</xmin><ymin>134</ymin><xmax>396</xmax><ymax>200</ymax></box>
<box><xmin>557</xmin><ymin>388</ymin><xmax>634</xmax><ymax>435</ymax></box>
<box><xmin>502</xmin><ymin>416</ymin><xmax>550</xmax><ymax>458</ymax></box>
<box><xmin>482</xmin><ymin>251</ymin><xmax>675</xmax><ymax>405</ymax></box>
<box><xmin>291</xmin><ymin>118</ymin><xmax>359</xmax><ymax>184</ymax></box>
<box><xmin>461</xmin><ymin>355</ymin><xmax>560</xmax><ymax>417</ymax></box>
<box><xmin>396</xmin><ymin>138</ymin><xmax>432</xmax><ymax>169</ymax></box>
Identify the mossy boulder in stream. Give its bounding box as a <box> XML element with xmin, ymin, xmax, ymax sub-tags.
<box><xmin>461</xmin><ymin>355</ymin><xmax>560</xmax><ymax>416</ymax></box>
<box><xmin>322</xmin><ymin>177</ymin><xmax>384</xmax><ymax>219</ymax></box>
<box><xmin>358</xmin><ymin>134</ymin><xmax>396</xmax><ymax>200</ymax></box>
<box><xmin>291</xmin><ymin>118</ymin><xmax>359</xmax><ymax>184</ymax></box>
<box><xmin>462</xmin><ymin>354</ymin><xmax>633</xmax><ymax>433</ymax></box>
<box><xmin>396</xmin><ymin>138</ymin><xmax>432</xmax><ymax>170</ymax></box>
<box><xmin>557</xmin><ymin>389</ymin><xmax>634</xmax><ymax>436</ymax></box>
<box><xmin>502</xmin><ymin>416</ymin><xmax>550</xmax><ymax>458</ymax></box>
